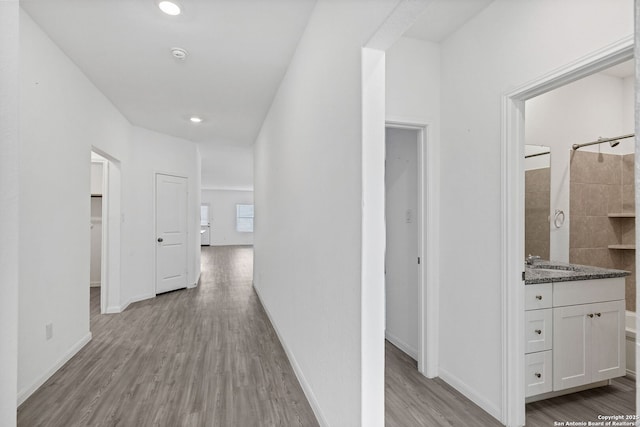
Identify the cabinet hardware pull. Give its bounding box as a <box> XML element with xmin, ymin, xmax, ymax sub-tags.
<box><xmin>534</xmin><ymin>329</ymin><xmax>542</xmax><ymax>335</ymax></box>
<box><xmin>587</xmin><ymin>313</ymin><xmax>594</xmax><ymax>318</ymax></box>
<box><xmin>535</xmin><ymin>373</ymin><xmax>541</xmax><ymax>378</ymax></box>
<box><xmin>535</xmin><ymin>295</ymin><xmax>542</xmax><ymax>300</ymax></box>
<box><xmin>595</xmin><ymin>313</ymin><xmax>601</xmax><ymax>317</ymax></box>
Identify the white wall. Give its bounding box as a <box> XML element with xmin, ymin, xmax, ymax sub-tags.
<box><xmin>200</xmin><ymin>143</ymin><xmax>253</xmax><ymax>191</ymax></box>
<box><xmin>0</xmin><ymin>1</ymin><xmax>19</xmax><ymax>424</ymax></box>
<box><xmin>385</xmin><ymin>128</ymin><xmax>419</xmax><ymax>359</ymax></box>
<box><xmin>386</xmin><ymin>36</ymin><xmax>441</xmax><ymax>125</ymax></box>
<box><xmin>526</xmin><ymin>72</ymin><xmax>633</xmax><ymax>262</ymax></box>
<box><xmin>201</xmin><ymin>189</ymin><xmax>254</xmax><ymax>246</ymax></box>
<box><xmin>18</xmin><ymin>10</ymin><xmax>201</xmax><ymax>405</ymax></box>
<box><xmin>90</xmin><ymin>161</ymin><xmax>103</xmax><ymax>195</ymax></box>
<box><xmin>253</xmin><ymin>2</ymin><xmax>399</xmax><ymax>426</ymax></box>
<box><xmin>438</xmin><ymin>0</ymin><xmax>633</xmax><ymax>420</ymax></box>
<box><xmin>122</xmin><ymin>126</ymin><xmax>202</xmax><ymax>304</ymax></box>
<box><xmin>622</xmin><ymin>75</ymin><xmax>634</xmax><ymax>135</ymax></box>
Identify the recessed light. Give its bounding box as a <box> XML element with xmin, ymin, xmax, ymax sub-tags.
<box><xmin>190</xmin><ymin>116</ymin><xmax>203</xmax><ymax>123</ymax></box>
<box><xmin>158</xmin><ymin>1</ymin><xmax>181</xmax><ymax>16</ymax></box>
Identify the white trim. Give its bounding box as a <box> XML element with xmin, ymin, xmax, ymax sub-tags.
<box><xmin>385</xmin><ymin>117</ymin><xmax>439</xmax><ymax>378</ymax></box>
<box><xmin>201</xmin><ymin>186</ymin><xmax>254</xmax><ymax>192</ymax></box>
<box><xmin>106</xmin><ymin>293</ymin><xmax>155</xmax><ymax>314</ymax></box>
<box><xmin>253</xmin><ymin>284</ymin><xmax>328</xmax><ymax>427</ymax></box>
<box><xmin>385</xmin><ymin>332</ymin><xmax>418</xmax><ymax>360</ymax></box>
<box><xmin>90</xmin><ymin>282</ymin><xmax>101</xmax><ymax>287</ymax></box>
<box><xmin>501</xmin><ymin>36</ymin><xmax>634</xmax><ymax>427</ymax></box>
<box><xmin>17</xmin><ymin>332</ymin><xmax>92</xmax><ymax>406</ymax></box>
<box><xmin>438</xmin><ymin>366</ymin><xmax>502</xmax><ymax>421</ymax></box>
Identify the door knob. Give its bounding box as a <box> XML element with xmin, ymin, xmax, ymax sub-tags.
<box><xmin>534</xmin><ymin>373</ymin><xmax>541</xmax><ymax>378</ymax></box>
<box><xmin>587</xmin><ymin>313</ymin><xmax>594</xmax><ymax>318</ymax></box>
<box><xmin>534</xmin><ymin>329</ymin><xmax>542</xmax><ymax>335</ymax></box>
<box><xmin>157</xmin><ymin>237</ymin><xmax>163</xmax><ymax>242</ymax></box>
<box><xmin>535</xmin><ymin>295</ymin><xmax>542</xmax><ymax>300</ymax></box>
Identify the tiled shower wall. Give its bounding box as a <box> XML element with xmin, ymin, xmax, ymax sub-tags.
<box><xmin>570</xmin><ymin>151</ymin><xmax>635</xmax><ymax>311</ymax></box>
<box><xmin>525</xmin><ymin>167</ymin><xmax>550</xmax><ymax>261</ymax></box>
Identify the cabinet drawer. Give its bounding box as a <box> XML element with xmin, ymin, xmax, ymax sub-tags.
<box><xmin>525</xmin><ymin>350</ymin><xmax>553</xmax><ymax>397</ymax></box>
<box><xmin>525</xmin><ymin>283</ymin><xmax>552</xmax><ymax>310</ymax></box>
<box><xmin>553</xmin><ymin>278</ymin><xmax>624</xmax><ymax>307</ymax></box>
<box><xmin>525</xmin><ymin>309</ymin><xmax>553</xmax><ymax>353</ymax></box>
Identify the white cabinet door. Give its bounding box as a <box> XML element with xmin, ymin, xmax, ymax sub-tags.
<box><xmin>553</xmin><ymin>304</ymin><xmax>590</xmax><ymax>390</ymax></box>
<box><xmin>553</xmin><ymin>299</ymin><xmax>626</xmax><ymax>391</ymax></box>
<box><xmin>591</xmin><ymin>300</ymin><xmax>625</xmax><ymax>382</ymax></box>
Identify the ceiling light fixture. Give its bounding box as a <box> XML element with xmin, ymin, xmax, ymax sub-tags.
<box><xmin>190</xmin><ymin>116</ymin><xmax>203</xmax><ymax>124</ymax></box>
<box><xmin>158</xmin><ymin>1</ymin><xmax>181</xmax><ymax>16</ymax></box>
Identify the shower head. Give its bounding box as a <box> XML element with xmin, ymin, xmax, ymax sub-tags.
<box><xmin>609</xmin><ymin>140</ymin><xmax>620</xmax><ymax>148</ymax></box>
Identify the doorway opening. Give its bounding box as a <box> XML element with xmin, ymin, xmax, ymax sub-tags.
<box><xmin>90</xmin><ymin>153</ymin><xmax>105</xmax><ymax>318</ymax></box>
<box><xmin>501</xmin><ymin>38</ymin><xmax>634</xmax><ymax>426</ymax></box>
<box><xmin>383</xmin><ymin>121</ymin><xmax>436</xmax><ymax>377</ymax></box>
<box><xmin>90</xmin><ymin>148</ymin><xmax>122</xmax><ymax>314</ymax></box>
<box><xmin>385</xmin><ymin>126</ymin><xmax>420</xmax><ymax>362</ymax></box>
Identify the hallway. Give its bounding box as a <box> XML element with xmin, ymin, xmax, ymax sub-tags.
<box><xmin>18</xmin><ymin>246</ymin><xmax>318</xmax><ymax>426</ymax></box>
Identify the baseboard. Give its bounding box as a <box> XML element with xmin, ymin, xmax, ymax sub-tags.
<box><xmin>106</xmin><ymin>293</ymin><xmax>154</xmax><ymax>314</ymax></box>
<box><xmin>253</xmin><ymin>284</ymin><xmax>328</xmax><ymax>427</ymax></box>
<box><xmin>626</xmin><ymin>369</ymin><xmax>636</xmax><ymax>379</ymax></box>
<box><xmin>18</xmin><ymin>332</ymin><xmax>92</xmax><ymax>406</ymax></box>
<box><xmin>385</xmin><ymin>332</ymin><xmax>418</xmax><ymax>360</ymax></box>
<box><xmin>438</xmin><ymin>367</ymin><xmax>502</xmax><ymax>422</ymax></box>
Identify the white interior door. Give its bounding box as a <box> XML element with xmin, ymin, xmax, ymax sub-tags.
<box><xmin>156</xmin><ymin>173</ymin><xmax>188</xmax><ymax>294</ymax></box>
<box><xmin>385</xmin><ymin>127</ymin><xmax>419</xmax><ymax>359</ymax></box>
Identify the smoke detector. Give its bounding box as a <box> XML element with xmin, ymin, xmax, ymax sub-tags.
<box><xmin>170</xmin><ymin>47</ymin><xmax>188</xmax><ymax>61</ymax></box>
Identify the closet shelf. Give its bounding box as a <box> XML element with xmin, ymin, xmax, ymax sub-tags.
<box><xmin>608</xmin><ymin>213</ymin><xmax>635</xmax><ymax>218</ymax></box>
<box><xmin>608</xmin><ymin>244</ymin><xmax>636</xmax><ymax>250</ymax></box>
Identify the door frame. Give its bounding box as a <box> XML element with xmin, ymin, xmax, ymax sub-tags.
<box><xmin>154</xmin><ymin>171</ymin><xmax>189</xmax><ymax>295</ymax></box>
<box><xmin>500</xmin><ymin>36</ymin><xmax>633</xmax><ymax>426</ymax></box>
<box><xmin>385</xmin><ymin>118</ymin><xmax>439</xmax><ymax>377</ymax></box>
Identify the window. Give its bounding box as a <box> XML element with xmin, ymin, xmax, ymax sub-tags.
<box><xmin>200</xmin><ymin>204</ymin><xmax>210</xmax><ymax>225</ymax></box>
<box><xmin>236</xmin><ymin>204</ymin><xmax>254</xmax><ymax>233</ymax></box>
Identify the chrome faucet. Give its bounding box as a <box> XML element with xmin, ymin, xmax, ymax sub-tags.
<box><xmin>526</xmin><ymin>254</ymin><xmax>541</xmax><ymax>265</ymax></box>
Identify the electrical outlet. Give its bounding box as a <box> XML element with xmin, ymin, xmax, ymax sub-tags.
<box><xmin>46</xmin><ymin>323</ymin><xmax>53</xmax><ymax>340</ymax></box>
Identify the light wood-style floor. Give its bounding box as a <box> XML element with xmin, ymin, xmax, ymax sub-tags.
<box><xmin>18</xmin><ymin>246</ymin><xmax>318</xmax><ymax>427</ymax></box>
<box><xmin>17</xmin><ymin>245</ymin><xmax>636</xmax><ymax>426</ymax></box>
<box><xmin>526</xmin><ymin>375</ymin><xmax>635</xmax><ymax>426</ymax></box>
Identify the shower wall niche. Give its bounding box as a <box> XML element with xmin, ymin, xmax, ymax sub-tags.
<box><xmin>569</xmin><ymin>150</ymin><xmax>635</xmax><ymax>311</ymax></box>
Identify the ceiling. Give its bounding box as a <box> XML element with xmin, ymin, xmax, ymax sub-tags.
<box><xmin>21</xmin><ymin>0</ymin><xmax>317</xmax><ymax>146</ymax></box>
<box><xmin>22</xmin><ymin>0</ymin><xmax>499</xmax><ymax>149</ymax></box>
<box><xmin>404</xmin><ymin>0</ymin><xmax>494</xmax><ymax>42</ymax></box>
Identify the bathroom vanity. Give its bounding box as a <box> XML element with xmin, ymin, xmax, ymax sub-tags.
<box><xmin>524</xmin><ymin>262</ymin><xmax>629</xmax><ymax>401</ymax></box>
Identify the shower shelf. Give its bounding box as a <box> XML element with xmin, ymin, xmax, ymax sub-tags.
<box><xmin>607</xmin><ymin>213</ymin><xmax>635</xmax><ymax>217</ymax></box>
<box><xmin>608</xmin><ymin>244</ymin><xmax>636</xmax><ymax>250</ymax></box>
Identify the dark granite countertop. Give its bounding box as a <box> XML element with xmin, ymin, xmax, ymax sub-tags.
<box><xmin>525</xmin><ymin>260</ymin><xmax>629</xmax><ymax>285</ymax></box>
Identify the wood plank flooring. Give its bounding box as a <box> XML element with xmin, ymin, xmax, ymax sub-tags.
<box><xmin>385</xmin><ymin>341</ymin><xmax>503</xmax><ymax>426</ymax></box>
<box><xmin>17</xmin><ymin>245</ymin><xmax>636</xmax><ymax>426</ymax></box>
<box><xmin>18</xmin><ymin>246</ymin><xmax>318</xmax><ymax>427</ymax></box>
<box><xmin>386</xmin><ymin>339</ymin><xmax>635</xmax><ymax>426</ymax></box>
<box><xmin>526</xmin><ymin>376</ymin><xmax>635</xmax><ymax>426</ymax></box>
